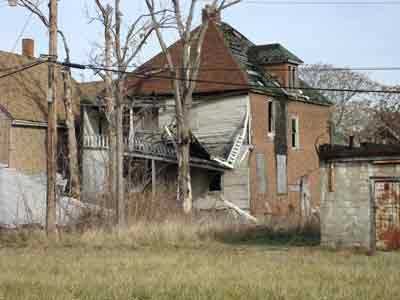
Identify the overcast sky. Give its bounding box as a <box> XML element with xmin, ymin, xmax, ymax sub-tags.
<box><xmin>0</xmin><ymin>0</ymin><xmax>398</xmax><ymax>85</ymax></box>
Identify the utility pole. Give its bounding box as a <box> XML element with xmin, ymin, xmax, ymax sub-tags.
<box><xmin>46</xmin><ymin>0</ymin><xmax>58</xmax><ymax>237</ymax></box>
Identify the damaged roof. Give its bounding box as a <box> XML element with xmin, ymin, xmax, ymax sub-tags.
<box><xmin>247</xmin><ymin>43</ymin><xmax>304</xmax><ymax>65</ymax></box>
<box><xmin>319</xmin><ymin>143</ymin><xmax>400</xmax><ymax>161</ymax></box>
<box><xmin>126</xmin><ymin>21</ymin><xmax>331</xmax><ymax>106</ymax></box>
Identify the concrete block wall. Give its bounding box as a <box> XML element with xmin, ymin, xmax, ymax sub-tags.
<box><xmin>320</xmin><ymin>160</ymin><xmax>400</xmax><ymax>250</ymax></box>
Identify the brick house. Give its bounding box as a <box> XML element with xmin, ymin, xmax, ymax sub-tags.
<box><xmin>81</xmin><ymin>9</ymin><xmax>332</xmax><ymax>223</ymax></box>
<box><xmin>0</xmin><ymin>39</ymin><xmax>78</xmax><ymax>175</ymax></box>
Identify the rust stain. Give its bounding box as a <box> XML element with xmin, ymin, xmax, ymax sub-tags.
<box><xmin>375</xmin><ymin>181</ymin><xmax>400</xmax><ymax>250</ymax></box>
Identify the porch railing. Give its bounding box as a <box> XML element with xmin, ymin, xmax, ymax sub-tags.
<box><xmin>83</xmin><ymin>134</ymin><xmax>176</xmax><ymax>158</ymax></box>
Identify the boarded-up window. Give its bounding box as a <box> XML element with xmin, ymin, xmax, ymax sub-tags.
<box><xmin>277</xmin><ymin>154</ymin><xmax>287</xmax><ymax>194</ymax></box>
<box><xmin>256</xmin><ymin>153</ymin><xmax>266</xmax><ymax>193</ymax></box>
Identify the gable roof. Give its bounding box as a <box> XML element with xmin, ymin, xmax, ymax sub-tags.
<box><xmin>0</xmin><ymin>50</ymin><xmax>80</xmax><ymax>123</ymax></box>
<box><xmin>126</xmin><ymin>22</ymin><xmax>249</xmax><ymax>96</ymax></box>
<box><xmin>126</xmin><ymin>21</ymin><xmax>330</xmax><ymax>106</ymax></box>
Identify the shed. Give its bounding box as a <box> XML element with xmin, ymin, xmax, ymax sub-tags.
<box><xmin>319</xmin><ymin>143</ymin><xmax>400</xmax><ymax>251</ymax></box>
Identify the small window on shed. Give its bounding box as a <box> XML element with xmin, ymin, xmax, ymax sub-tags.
<box><xmin>209</xmin><ymin>173</ymin><xmax>222</xmax><ymax>191</ymax></box>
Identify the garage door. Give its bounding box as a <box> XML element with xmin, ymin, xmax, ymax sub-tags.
<box><xmin>375</xmin><ymin>180</ymin><xmax>400</xmax><ymax>250</ymax></box>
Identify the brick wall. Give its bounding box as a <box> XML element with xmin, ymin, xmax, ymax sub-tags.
<box><xmin>249</xmin><ymin>92</ymin><xmax>331</xmax><ymax>223</ymax></box>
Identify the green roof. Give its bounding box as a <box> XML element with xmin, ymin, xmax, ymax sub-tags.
<box><xmin>248</xmin><ymin>44</ymin><xmax>304</xmax><ymax>65</ymax></box>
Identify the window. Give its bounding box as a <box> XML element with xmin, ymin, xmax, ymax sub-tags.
<box><xmin>291</xmin><ymin>117</ymin><xmax>299</xmax><ymax>149</ymax></box>
<box><xmin>256</xmin><ymin>153</ymin><xmax>267</xmax><ymax>193</ymax></box>
<box><xmin>276</xmin><ymin>154</ymin><xmax>287</xmax><ymax>194</ymax></box>
<box><xmin>267</xmin><ymin>100</ymin><xmax>274</xmax><ymax>134</ymax></box>
<box><xmin>209</xmin><ymin>173</ymin><xmax>222</xmax><ymax>191</ymax></box>
<box><xmin>288</xmin><ymin>66</ymin><xmax>297</xmax><ymax>88</ymax></box>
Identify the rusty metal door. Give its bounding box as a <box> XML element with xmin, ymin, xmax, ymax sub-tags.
<box><xmin>0</xmin><ymin>118</ymin><xmax>10</xmax><ymax>166</ymax></box>
<box><xmin>374</xmin><ymin>179</ymin><xmax>400</xmax><ymax>250</ymax></box>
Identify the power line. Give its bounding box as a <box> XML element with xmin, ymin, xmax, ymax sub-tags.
<box><xmin>75</xmin><ymin>63</ymin><xmax>400</xmax><ymax>73</ymax></box>
<box><xmin>241</xmin><ymin>0</ymin><xmax>400</xmax><ymax>5</ymax></box>
<box><xmin>79</xmin><ymin>63</ymin><xmax>400</xmax><ymax>95</ymax></box>
<box><xmin>0</xmin><ymin>60</ymin><xmax>46</xmax><ymax>80</ymax></box>
<box><xmin>11</xmin><ymin>12</ymin><xmax>34</xmax><ymax>53</ymax></box>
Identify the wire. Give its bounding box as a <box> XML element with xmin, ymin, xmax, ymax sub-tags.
<box><xmin>84</xmin><ymin>64</ymin><xmax>400</xmax><ymax>95</ymax></box>
<box><xmin>0</xmin><ymin>60</ymin><xmax>46</xmax><ymax>80</ymax></box>
<box><xmin>75</xmin><ymin>63</ymin><xmax>400</xmax><ymax>73</ymax></box>
<box><xmin>11</xmin><ymin>12</ymin><xmax>34</xmax><ymax>53</ymax></box>
<box><xmin>240</xmin><ymin>0</ymin><xmax>400</xmax><ymax>5</ymax></box>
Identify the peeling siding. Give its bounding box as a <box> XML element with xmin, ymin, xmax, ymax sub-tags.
<box><xmin>159</xmin><ymin>95</ymin><xmax>249</xmax><ymax>159</ymax></box>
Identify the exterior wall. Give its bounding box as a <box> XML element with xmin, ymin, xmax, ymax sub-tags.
<box><xmin>0</xmin><ymin>112</ymin><xmax>11</xmax><ymax>166</ymax></box>
<box><xmin>9</xmin><ymin>126</ymin><xmax>47</xmax><ymax>174</ymax></box>
<box><xmin>249</xmin><ymin>92</ymin><xmax>330</xmax><ymax>223</ymax></box>
<box><xmin>82</xmin><ymin>149</ymin><xmax>109</xmax><ymax>201</ymax></box>
<box><xmin>320</xmin><ymin>160</ymin><xmax>400</xmax><ymax>250</ymax></box>
<box><xmin>223</xmin><ymin>149</ymin><xmax>250</xmax><ymax>211</ymax></box>
<box><xmin>81</xmin><ymin>108</ymin><xmax>109</xmax><ymax>200</ymax></box>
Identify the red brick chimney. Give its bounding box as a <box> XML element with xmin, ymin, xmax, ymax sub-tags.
<box><xmin>202</xmin><ymin>5</ymin><xmax>221</xmax><ymax>23</ymax></box>
<box><xmin>22</xmin><ymin>38</ymin><xmax>35</xmax><ymax>57</ymax></box>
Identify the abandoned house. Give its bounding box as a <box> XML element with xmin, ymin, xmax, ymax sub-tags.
<box><xmin>0</xmin><ymin>39</ymin><xmax>79</xmax><ymax>176</ymax></box>
<box><xmin>319</xmin><ymin>142</ymin><xmax>400</xmax><ymax>251</ymax></box>
<box><xmin>81</xmin><ymin>7</ymin><xmax>332</xmax><ymax>223</ymax></box>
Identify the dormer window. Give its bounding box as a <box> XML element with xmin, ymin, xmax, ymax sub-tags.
<box><xmin>288</xmin><ymin>65</ymin><xmax>297</xmax><ymax>89</ymax></box>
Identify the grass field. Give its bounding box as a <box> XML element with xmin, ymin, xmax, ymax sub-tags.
<box><xmin>0</xmin><ymin>224</ymin><xmax>399</xmax><ymax>300</ymax></box>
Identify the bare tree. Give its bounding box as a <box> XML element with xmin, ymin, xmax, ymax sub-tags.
<box><xmin>17</xmin><ymin>0</ymin><xmax>81</xmax><ymax>199</ymax></box>
<box><xmin>299</xmin><ymin>63</ymin><xmax>372</xmax><ymax>143</ymax></box>
<box><xmin>362</xmin><ymin>84</ymin><xmax>400</xmax><ymax>143</ymax></box>
<box><xmin>144</xmin><ymin>0</ymin><xmax>240</xmax><ymax>214</ymax></box>
<box><xmin>91</xmin><ymin>0</ymin><xmax>156</xmax><ymax>228</ymax></box>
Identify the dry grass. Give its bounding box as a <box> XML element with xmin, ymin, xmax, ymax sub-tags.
<box><xmin>0</xmin><ymin>222</ymin><xmax>399</xmax><ymax>300</ymax></box>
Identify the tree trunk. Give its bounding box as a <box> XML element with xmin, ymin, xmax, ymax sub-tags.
<box><xmin>176</xmin><ymin>100</ymin><xmax>192</xmax><ymax>214</ymax></box>
<box><xmin>115</xmin><ymin>82</ymin><xmax>126</xmax><ymax>229</ymax></box>
<box><xmin>62</xmin><ymin>70</ymin><xmax>80</xmax><ymax>200</ymax></box>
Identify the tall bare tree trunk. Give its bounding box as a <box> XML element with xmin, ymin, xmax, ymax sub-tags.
<box><xmin>177</xmin><ymin>132</ymin><xmax>192</xmax><ymax>213</ymax></box>
<box><xmin>62</xmin><ymin>70</ymin><xmax>80</xmax><ymax>199</ymax></box>
<box><xmin>115</xmin><ymin>83</ymin><xmax>125</xmax><ymax>228</ymax></box>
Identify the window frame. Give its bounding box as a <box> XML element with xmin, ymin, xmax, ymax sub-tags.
<box><xmin>291</xmin><ymin>116</ymin><xmax>300</xmax><ymax>149</ymax></box>
<box><xmin>267</xmin><ymin>100</ymin><xmax>275</xmax><ymax>137</ymax></box>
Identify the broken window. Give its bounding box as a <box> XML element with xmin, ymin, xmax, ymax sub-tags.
<box><xmin>267</xmin><ymin>100</ymin><xmax>275</xmax><ymax>135</ymax></box>
<box><xmin>276</xmin><ymin>154</ymin><xmax>287</xmax><ymax>194</ymax></box>
<box><xmin>291</xmin><ymin>117</ymin><xmax>299</xmax><ymax>149</ymax></box>
<box><xmin>256</xmin><ymin>153</ymin><xmax>267</xmax><ymax>193</ymax></box>
<box><xmin>209</xmin><ymin>173</ymin><xmax>222</xmax><ymax>191</ymax></box>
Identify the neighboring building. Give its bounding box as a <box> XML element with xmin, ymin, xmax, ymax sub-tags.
<box><xmin>319</xmin><ymin>142</ymin><xmax>400</xmax><ymax>251</ymax></box>
<box><xmin>82</xmin><ymin>8</ymin><xmax>332</xmax><ymax>224</ymax></box>
<box><xmin>0</xmin><ymin>39</ymin><xmax>78</xmax><ymax>175</ymax></box>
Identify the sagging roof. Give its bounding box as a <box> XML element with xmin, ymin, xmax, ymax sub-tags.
<box><xmin>247</xmin><ymin>43</ymin><xmax>304</xmax><ymax>65</ymax></box>
<box><xmin>319</xmin><ymin>143</ymin><xmax>400</xmax><ymax>161</ymax></box>
<box><xmin>125</xmin><ymin>20</ymin><xmax>331</xmax><ymax>106</ymax></box>
<box><xmin>0</xmin><ymin>50</ymin><xmax>80</xmax><ymax>123</ymax></box>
